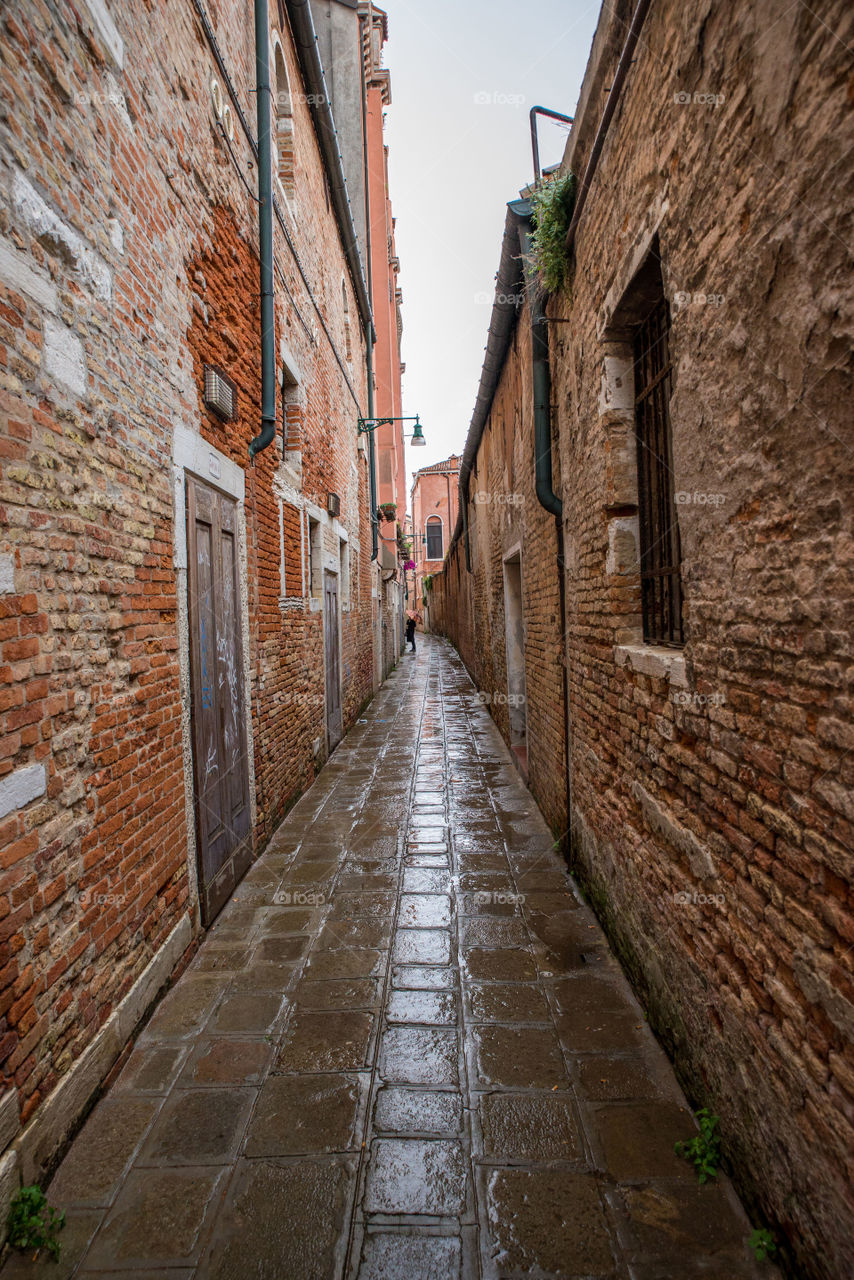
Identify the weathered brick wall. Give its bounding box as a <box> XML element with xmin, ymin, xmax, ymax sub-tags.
<box><xmin>433</xmin><ymin>1</ymin><xmax>854</xmax><ymax>1273</ymax></box>
<box><xmin>0</xmin><ymin>0</ymin><xmax>372</xmax><ymax>1159</ymax></box>
<box><xmin>429</xmin><ymin>315</ymin><xmax>568</xmax><ymax>840</ymax></box>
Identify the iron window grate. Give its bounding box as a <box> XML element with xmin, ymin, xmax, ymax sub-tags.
<box><xmin>633</xmin><ymin>296</ymin><xmax>683</xmax><ymax>646</ymax></box>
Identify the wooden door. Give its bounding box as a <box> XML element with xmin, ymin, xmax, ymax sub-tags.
<box><xmin>324</xmin><ymin>570</ymin><xmax>342</xmax><ymax>750</ymax></box>
<box><xmin>186</xmin><ymin>475</ymin><xmax>252</xmax><ymax>924</ymax></box>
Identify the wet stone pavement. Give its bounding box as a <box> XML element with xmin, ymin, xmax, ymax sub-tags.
<box><xmin>10</xmin><ymin>637</ymin><xmax>776</xmax><ymax>1279</ymax></box>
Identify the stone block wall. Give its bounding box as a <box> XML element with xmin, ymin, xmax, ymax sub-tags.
<box><xmin>431</xmin><ymin>1</ymin><xmax>854</xmax><ymax>1271</ymax></box>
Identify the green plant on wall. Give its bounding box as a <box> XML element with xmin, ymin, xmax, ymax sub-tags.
<box><xmin>674</xmin><ymin>1108</ymin><xmax>721</xmax><ymax>1184</ymax></box>
<box><xmin>529</xmin><ymin>171</ymin><xmax>577</xmax><ymax>295</ymax></box>
<box><xmin>749</xmin><ymin>1228</ymin><xmax>777</xmax><ymax>1262</ymax></box>
<box><xmin>7</xmin><ymin>1185</ymin><xmax>65</xmax><ymax>1261</ymax></box>
<box><xmin>422</xmin><ymin>574</ymin><xmax>433</xmax><ymax>593</ymax></box>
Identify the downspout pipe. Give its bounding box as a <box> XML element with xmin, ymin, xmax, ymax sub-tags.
<box><xmin>249</xmin><ymin>0</ymin><xmax>276</xmax><ymax>460</ymax></box>
<box><xmin>517</xmin><ymin>217</ymin><xmax>561</xmax><ymax>519</ymax></box>
<box><xmin>529</xmin><ymin>105</ymin><xmax>574</xmax><ymax>184</ymax></box>
<box><xmin>564</xmin><ymin>0</ymin><xmax>652</xmax><ymax>253</ymax></box>
<box><xmin>359</xmin><ymin>24</ymin><xmax>379</xmax><ymax>563</ymax></box>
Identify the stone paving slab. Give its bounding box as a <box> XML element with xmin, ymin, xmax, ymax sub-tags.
<box><xmin>10</xmin><ymin>638</ymin><xmax>779</xmax><ymax>1279</ymax></box>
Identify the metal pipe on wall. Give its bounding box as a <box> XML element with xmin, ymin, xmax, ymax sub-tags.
<box><xmin>249</xmin><ymin>0</ymin><xmax>277</xmax><ymax>459</ymax></box>
<box><xmin>359</xmin><ymin>14</ymin><xmax>379</xmax><ymax>562</ymax></box>
<box><xmin>529</xmin><ymin>105</ymin><xmax>574</xmax><ymax>184</ymax></box>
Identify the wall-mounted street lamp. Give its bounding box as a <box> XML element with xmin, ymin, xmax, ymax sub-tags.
<box><xmin>357</xmin><ymin>414</ymin><xmax>427</xmax><ymax>446</ymax></box>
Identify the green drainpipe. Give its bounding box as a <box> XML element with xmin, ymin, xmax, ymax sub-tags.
<box><xmin>518</xmin><ymin>221</ymin><xmax>561</xmax><ymax>518</ymax></box>
<box><xmin>249</xmin><ymin>0</ymin><xmax>276</xmax><ymax>459</ymax></box>
<box><xmin>360</xmin><ymin>26</ymin><xmax>379</xmax><ymax>561</ymax></box>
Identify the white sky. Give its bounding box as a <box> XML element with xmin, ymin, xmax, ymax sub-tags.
<box><xmin>383</xmin><ymin>0</ymin><xmax>602</xmax><ymax>497</ymax></box>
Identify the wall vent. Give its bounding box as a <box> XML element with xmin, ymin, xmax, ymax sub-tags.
<box><xmin>204</xmin><ymin>366</ymin><xmax>236</xmax><ymax>421</ymax></box>
<box><xmin>327</xmin><ymin>492</ymin><xmax>341</xmax><ymax>518</ymax></box>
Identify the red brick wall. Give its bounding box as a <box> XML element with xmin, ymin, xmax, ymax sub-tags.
<box><xmin>0</xmin><ymin>0</ymin><xmax>372</xmax><ymax>1137</ymax></box>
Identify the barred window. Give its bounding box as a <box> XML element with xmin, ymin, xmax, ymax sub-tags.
<box><xmin>633</xmin><ymin>288</ymin><xmax>683</xmax><ymax>645</ymax></box>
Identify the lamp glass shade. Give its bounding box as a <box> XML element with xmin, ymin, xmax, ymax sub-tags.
<box><xmin>410</xmin><ymin>420</ymin><xmax>426</xmax><ymax>446</ymax></box>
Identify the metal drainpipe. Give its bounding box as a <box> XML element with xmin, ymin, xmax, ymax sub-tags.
<box><xmin>519</xmin><ymin>222</ymin><xmax>561</xmax><ymax>519</ymax></box>
<box><xmin>359</xmin><ymin>29</ymin><xmax>379</xmax><ymax>562</ymax></box>
<box><xmin>519</xmin><ymin>216</ymin><xmax>572</xmax><ymax>848</ymax></box>
<box><xmin>249</xmin><ymin>0</ymin><xmax>276</xmax><ymax>459</ymax></box>
<box><xmin>529</xmin><ymin>105</ymin><xmax>574</xmax><ymax>184</ymax></box>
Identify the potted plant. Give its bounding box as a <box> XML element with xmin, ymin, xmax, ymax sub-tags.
<box><xmin>378</xmin><ymin>503</ymin><xmax>397</xmax><ymax>522</ymax></box>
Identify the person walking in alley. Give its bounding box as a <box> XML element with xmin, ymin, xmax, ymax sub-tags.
<box><xmin>405</xmin><ymin>609</ymin><xmax>421</xmax><ymax>653</ymax></box>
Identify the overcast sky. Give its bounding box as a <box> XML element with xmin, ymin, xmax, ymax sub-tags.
<box><xmin>383</xmin><ymin>0</ymin><xmax>602</xmax><ymax>496</ymax></box>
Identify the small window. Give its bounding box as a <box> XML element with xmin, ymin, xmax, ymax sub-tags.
<box><xmin>273</xmin><ymin>41</ymin><xmax>295</xmax><ymax>201</ymax></box>
<box><xmin>425</xmin><ymin>516</ymin><xmax>443</xmax><ymax>561</ymax></box>
<box><xmin>308</xmin><ymin>516</ymin><xmax>321</xmax><ymax>598</ymax></box>
<box><xmin>633</xmin><ymin>278</ymin><xmax>683</xmax><ymax>645</ymax></box>
<box><xmin>340</xmin><ymin>538</ymin><xmax>350</xmax><ymax>609</ymax></box>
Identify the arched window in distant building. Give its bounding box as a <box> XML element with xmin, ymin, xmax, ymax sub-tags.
<box><xmin>425</xmin><ymin>516</ymin><xmax>443</xmax><ymax>560</ymax></box>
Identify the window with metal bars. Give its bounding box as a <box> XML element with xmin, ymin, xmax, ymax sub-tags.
<box><xmin>633</xmin><ymin>291</ymin><xmax>683</xmax><ymax>645</ymax></box>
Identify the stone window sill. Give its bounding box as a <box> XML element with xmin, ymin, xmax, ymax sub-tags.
<box><xmin>614</xmin><ymin>642</ymin><xmax>687</xmax><ymax>688</ymax></box>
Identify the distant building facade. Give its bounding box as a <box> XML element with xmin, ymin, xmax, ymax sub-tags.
<box><xmin>410</xmin><ymin>456</ymin><xmax>460</xmax><ymax>623</ymax></box>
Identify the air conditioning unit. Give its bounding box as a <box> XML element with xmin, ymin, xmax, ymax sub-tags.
<box><xmin>204</xmin><ymin>366</ymin><xmax>236</xmax><ymax>421</ymax></box>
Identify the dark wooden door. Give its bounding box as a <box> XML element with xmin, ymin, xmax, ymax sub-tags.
<box><xmin>324</xmin><ymin>571</ymin><xmax>342</xmax><ymax>750</ymax></box>
<box><xmin>186</xmin><ymin>475</ymin><xmax>252</xmax><ymax>924</ymax></box>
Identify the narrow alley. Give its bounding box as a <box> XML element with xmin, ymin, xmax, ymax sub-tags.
<box><xmin>5</xmin><ymin>638</ymin><xmax>773</xmax><ymax>1280</ymax></box>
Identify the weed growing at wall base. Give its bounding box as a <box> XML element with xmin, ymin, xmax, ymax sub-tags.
<box><xmin>7</xmin><ymin>1186</ymin><xmax>65</xmax><ymax>1261</ymax></box>
<box><xmin>675</xmin><ymin>1109</ymin><xmax>721</xmax><ymax>1183</ymax></box>
<box><xmin>749</xmin><ymin>1228</ymin><xmax>777</xmax><ymax>1261</ymax></box>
